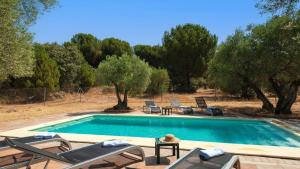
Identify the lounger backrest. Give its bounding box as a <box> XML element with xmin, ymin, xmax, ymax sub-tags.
<box><xmin>4</xmin><ymin>137</ymin><xmax>71</xmax><ymax>163</ymax></box>
<box><xmin>171</xmin><ymin>99</ymin><xmax>181</xmax><ymax>107</ymax></box>
<box><xmin>145</xmin><ymin>100</ymin><xmax>156</xmax><ymax>107</ymax></box>
<box><xmin>195</xmin><ymin>97</ymin><xmax>207</xmax><ymax>109</ymax></box>
<box><xmin>0</xmin><ymin>135</ymin><xmax>62</xmax><ymax>148</ymax></box>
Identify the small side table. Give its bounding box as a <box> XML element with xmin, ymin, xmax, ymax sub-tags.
<box><xmin>155</xmin><ymin>138</ymin><xmax>180</xmax><ymax>164</ymax></box>
<box><xmin>161</xmin><ymin>107</ymin><xmax>172</xmax><ymax>115</ymax></box>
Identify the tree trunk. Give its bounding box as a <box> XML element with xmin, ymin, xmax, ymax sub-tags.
<box><xmin>114</xmin><ymin>84</ymin><xmax>122</xmax><ymax>105</ymax></box>
<box><xmin>241</xmin><ymin>86</ymin><xmax>253</xmax><ymax>100</ymax></box>
<box><xmin>122</xmin><ymin>90</ymin><xmax>128</xmax><ymax>108</ymax></box>
<box><xmin>186</xmin><ymin>73</ymin><xmax>193</xmax><ymax>92</ymax></box>
<box><xmin>274</xmin><ymin>81</ymin><xmax>299</xmax><ymax>114</ymax></box>
<box><xmin>246</xmin><ymin>80</ymin><xmax>274</xmax><ymax>112</ymax></box>
<box><xmin>113</xmin><ymin>84</ymin><xmax>129</xmax><ymax>110</ymax></box>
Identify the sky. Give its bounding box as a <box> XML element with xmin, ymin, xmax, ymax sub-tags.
<box><xmin>30</xmin><ymin>0</ymin><xmax>269</xmax><ymax>45</ymax></box>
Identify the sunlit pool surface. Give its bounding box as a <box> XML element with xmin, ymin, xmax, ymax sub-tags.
<box><xmin>34</xmin><ymin>115</ymin><xmax>300</xmax><ymax>147</ymax></box>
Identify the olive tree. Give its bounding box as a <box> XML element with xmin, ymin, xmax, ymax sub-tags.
<box><xmin>209</xmin><ymin>13</ymin><xmax>300</xmax><ymax>114</ymax></box>
<box><xmin>97</xmin><ymin>55</ymin><xmax>151</xmax><ymax>109</ymax></box>
<box><xmin>250</xmin><ymin>13</ymin><xmax>300</xmax><ymax>114</ymax></box>
<box><xmin>208</xmin><ymin>30</ymin><xmax>266</xmax><ymax>101</ymax></box>
<box><xmin>0</xmin><ymin>0</ymin><xmax>57</xmax><ymax>81</ymax></box>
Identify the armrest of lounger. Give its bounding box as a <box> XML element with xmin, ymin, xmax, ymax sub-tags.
<box><xmin>4</xmin><ymin>137</ymin><xmax>71</xmax><ymax>164</ymax></box>
<box><xmin>221</xmin><ymin>155</ymin><xmax>240</xmax><ymax>169</ymax></box>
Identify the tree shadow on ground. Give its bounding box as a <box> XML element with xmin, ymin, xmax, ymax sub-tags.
<box><xmin>66</xmin><ymin>111</ymin><xmax>102</xmax><ymax>117</ymax></box>
<box><xmin>66</xmin><ymin>110</ymin><xmax>134</xmax><ymax>117</ymax></box>
<box><xmin>172</xmin><ymin>106</ymin><xmax>261</xmax><ymax>118</ymax></box>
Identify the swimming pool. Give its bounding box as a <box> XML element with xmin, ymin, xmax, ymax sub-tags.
<box><xmin>34</xmin><ymin>115</ymin><xmax>300</xmax><ymax>147</ymax></box>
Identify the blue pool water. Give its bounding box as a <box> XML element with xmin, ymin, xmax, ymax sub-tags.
<box><xmin>34</xmin><ymin>115</ymin><xmax>300</xmax><ymax>147</ymax></box>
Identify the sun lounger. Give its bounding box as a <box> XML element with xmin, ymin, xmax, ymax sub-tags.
<box><xmin>195</xmin><ymin>97</ymin><xmax>223</xmax><ymax>116</ymax></box>
<box><xmin>0</xmin><ymin>135</ymin><xmax>71</xmax><ymax>150</ymax></box>
<box><xmin>0</xmin><ymin>135</ymin><xmax>71</xmax><ymax>169</ymax></box>
<box><xmin>166</xmin><ymin>148</ymin><xmax>240</xmax><ymax>169</ymax></box>
<box><xmin>4</xmin><ymin>137</ymin><xmax>145</xmax><ymax>169</ymax></box>
<box><xmin>143</xmin><ymin>100</ymin><xmax>161</xmax><ymax>113</ymax></box>
<box><xmin>170</xmin><ymin>99</ymin><xmax>193</xmax><ymax>114</ymax></box>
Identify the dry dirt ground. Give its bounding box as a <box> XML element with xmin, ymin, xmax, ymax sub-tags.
<box><xmin>0</xmin><ymin>88</ymin><xmax>299</xmax><ymax>131</ymax></box>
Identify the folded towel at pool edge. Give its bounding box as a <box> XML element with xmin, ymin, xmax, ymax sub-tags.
<box><xmin>34</xmin><ymin>132</ymin><xmax>56</xmax><ymax>139</ymax></box>
<box><xmin>103</xmin><ymin>140</ymin><xmax>129</xmax><ymax>147</ymax></box>
<box><xmin>199</xmin><ymin>148</ymin><xmax>224</xmax><ymax>160</ymax></box>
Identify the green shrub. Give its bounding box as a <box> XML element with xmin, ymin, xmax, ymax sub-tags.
<box><xmin>77</xmin><ymin>62</ymin><xmax>96</xmax><ymax>89</ymax></box>
<box><xmin>146</xmin><ymin>68</ymin><xmax>170</xmax><ymax>95</ymax></box>
<box><xmin>33</xmin><ymin>44</ymin><xmax>60</xmax><ymax>91</ymax></box>
<box><xmin>44</xmin><ymin>43</ymin><xmax>82</xmax><ymax>88</ymax></box>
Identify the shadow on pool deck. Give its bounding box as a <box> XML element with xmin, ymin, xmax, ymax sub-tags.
<box><xmin>23</xmin><ymin>142</ymin><xmax>300</xmax><ymax>169</ymax></box>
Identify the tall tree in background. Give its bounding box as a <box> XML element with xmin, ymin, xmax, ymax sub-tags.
<box><xmin>71</xmin><ymin>33</ymin><xmax>102</xmax><ymax>68</ymax></box>
<box><xmin>101</xmin><ymin>38</ymin><xmax>132</xmax><ymax>57</ymax></box>
<box><xmin>0</xmin><ymin>0</ymin><xmax>56</xmax><ymax>82</ymax></box>
<box><xmin>256</xmin><ymin>0</ymin><xmax>299</xmax><ymax>15</ymax></box>
<box><xmin>163</xmin><ymin>24</ymin><xmax>217</xmax><ymax>92</ymax></box>
<box><xmin>134</xmin><ymin>45</ymin><xmax>164</xmax><ymax>68</ymax></box>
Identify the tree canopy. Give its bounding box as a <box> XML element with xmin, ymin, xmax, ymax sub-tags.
<box><xmin>0</xmin><ymin>0</ymin><xmax>56</xmax><ymax>81</ymax></box>
<box><xmin>44</xmin><ymin>43</ymin><xmax>83</xmax><ymax>88</ymax></box>
<box><xmin>134</xmin><ymin>45</ymin><xmax>164</xmax><ymax>68</ymax></box>
<box><xmin>208</xmin><ymin>30</ymin><xmax>255</xmax><ymax>98</ymax></box>
<box><xmin>17</xmin><ymin>0</ymin><xmax>57</xmax><ymax>26</ymax></box>
<box><xmin>163</xmin><ymin>24</ymin><xmax>217</xmax><ymax>92</ymax></box>
<box><xmin>101</xmin><ymin>38</ymin><xmax>132</xmax><ymax>57</ymax></box>
<box><xmin>71</xmin><ymin>33</ymin><xmax>102</xmax><ymax>68</ymax></box>
<box><xmin>251</xmin><ymin>13</ymin><xmax>300</xmax><ymax>114</ymax></box>
<box><xmin>97</xmin><ymin>55</ymin><xmax>151</xmax><ymax>109</ymax></box>
<box><xmin>256</xmin><ymin>0</ymin><xmax>300</xmax><ymax>15</ymax></box>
